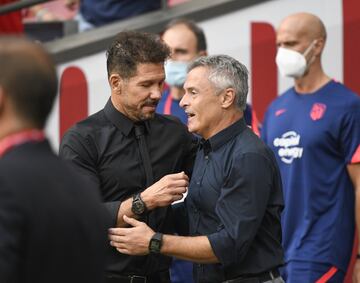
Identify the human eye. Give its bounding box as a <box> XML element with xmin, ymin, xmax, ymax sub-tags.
<box><xmin>140</xmin><ymin>82</ymin><xmax>151</xmax><ymax>88</ymax></box>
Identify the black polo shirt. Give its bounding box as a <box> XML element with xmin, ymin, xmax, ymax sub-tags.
<box><xmin>186</xmin><ymin>118</ymin><xmax>284</xmax><ymax>283</ymax></box>
<box><xmin>59</xmin><ymin>99</ymin><xmax>197</xmax><ymax>276</ymax></box>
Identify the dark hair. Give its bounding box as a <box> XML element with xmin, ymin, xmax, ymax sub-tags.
<box><xmin>0</xmin><ymin>37</ymin><xmax>58</xmax><ymax>128</ymax></box>
<box><xmin>106</xmin><ymin>31</ymin><xmax>170</xmax><ymax>79</ymax></box>
<box><xmin>163</xmin><ymin>18</ymin><xmax>207</xmax><ymax>52</ymax></box>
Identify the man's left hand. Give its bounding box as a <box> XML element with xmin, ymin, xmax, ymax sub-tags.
<box><xmin>108</xmin><ymin>215</ymin><xmax>154</xmax><ymax>255</ymax></box>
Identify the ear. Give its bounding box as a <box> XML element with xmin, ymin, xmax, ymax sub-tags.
<box><xmin>109</xmin><ymin>73</ymin><xmax>123</xmax><ymax>94</ymax></box>
<box><xmin>220</xmin><ymin>88</ymin><xmax>236</xmax><ymax>109</ymax></box>
<box><xmin>198</xmin><ymin>50</ymin><xmax>208</xmax><ymax>57</ymax></box>
<box><xmin>314</xmin><ymin>38</ymin><xmax>325</xmax><ymax>57</ymax></box>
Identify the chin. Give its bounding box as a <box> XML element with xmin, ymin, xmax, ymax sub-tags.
<box><xmin>187</xmin><ymin>125</ymin><xmax>198</xmax><ymax>134</ymax></box>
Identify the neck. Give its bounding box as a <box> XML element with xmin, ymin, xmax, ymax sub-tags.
<box><xmin>0</xmin><ymin>117</ymin><xmax>37</xmax><ymax>141</ymax></box>
<box><xmin>204</xmin><ymin>110</ymin><xmax>243</xmax><ymax>140</ymax></box>
<box><xmin>294</xmin><ymin>63</ymin><xmax>331</xmax><ymax>94</ymax></box>
<box><xmin>169</xmin><ymin>86</ymin><xmax>185</xmax><ymax>100</ymax></box>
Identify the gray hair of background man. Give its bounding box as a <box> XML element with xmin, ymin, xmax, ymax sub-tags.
<box><xmin>188</xmin><ymin>55</ymin><xmax>248</xmax><ymax>111</ymax></box>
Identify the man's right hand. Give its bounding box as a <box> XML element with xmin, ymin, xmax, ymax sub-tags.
<box><xmin>141</xmin><ymin>172</ymin><xmax>189</xmax><ymax>210</ymax></box>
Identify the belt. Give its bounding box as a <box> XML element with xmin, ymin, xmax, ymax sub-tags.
<box><xmin>223</xmin><ymin>269</ymin><xmax>281</xmax><ymax>283</ymax></box>
<box><xmin>106</xmin><ymin>271</ymin><xmax>170</xmax><ymax>283</ymax></box>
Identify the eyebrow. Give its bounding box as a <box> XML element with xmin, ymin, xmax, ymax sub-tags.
<box><xmin>185</xmin><ymin>86</ymin><xmax>198</xmax><ymax>92</ymax></box>
<box><xmin>173</xmin><ymin>48</ymin><xmax>188</xmax><ymax>54</ymax></box>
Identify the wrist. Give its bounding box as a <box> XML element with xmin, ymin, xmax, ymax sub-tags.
<box><xmin>141</xmin><ymin>191</ymin><xmax>155</xmax><ymax>210</ymax></box>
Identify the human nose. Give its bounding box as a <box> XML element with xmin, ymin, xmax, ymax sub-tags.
<box><xmin>179</xmin><ymin>92</ymin><xmax>189</xmax><ymax>109</ymax></box>
<box><xmin>150</xmin><ymin>87</ymin><xmax>162</xmax><ymax>100</ymax></box>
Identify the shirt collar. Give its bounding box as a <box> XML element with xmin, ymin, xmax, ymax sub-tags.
<box><xmin>104</xmin><ymin>98</ymin><xmax>151</xmax><ymax>136</ymax></box>
<box><xmin>202</xmin><ymin>118</ymin><xmax>247</xmax><ymax>153</ymax></box>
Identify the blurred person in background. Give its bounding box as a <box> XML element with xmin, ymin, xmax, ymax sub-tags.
<box><xmin>0</xmin><ymin>37</ymin><xmax>109</xmax><ymax>283</ymax></box>
<box><xmin>65</xmin><ymin>0</ymin><xmax>161</xmax><ymax>31</ymax></box>
<box><xmin>262</xmin><ymin>12</ymin><xmax>360</xmax><ymax>282</ymax></box>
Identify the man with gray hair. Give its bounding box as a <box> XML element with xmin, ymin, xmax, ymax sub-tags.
<box><xmin>109</xmin><ymin>55</ymin><xmax>284</xmax><ymax>283</ymax></box>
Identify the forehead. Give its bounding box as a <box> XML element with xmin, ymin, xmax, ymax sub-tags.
<box><xmin>162</xmin><ymin>24</ymin><xmax>197</xmax><ymax>50</ymax></box>
<box><xmin>129</xmin><ymin>63</ymin><xmax>165</xmax><ymax>82</ymax></box>
<box><xmin>277</xmin><ymin>18</ymin><xmax>308</xmax><ymax>43</ymax></box>
<box><xmin>184</xmin><ymin>66</ymin><xmax>211</xmax><ymax>88</ymax></box>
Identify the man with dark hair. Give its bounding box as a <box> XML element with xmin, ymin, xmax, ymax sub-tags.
<box><xmin>109</xmin><ymin>55</ymin><xmax>284</xmax><ymax>283</ymax></box>
<box><xmin>60</xmin><ymin>31</ymin><xmax>197</xmax><ymax>283</ymax></box>
<box><xmin>0</xmin><ymin>37</ymin><xmax>109</xmax><ymax>283</ymax></box>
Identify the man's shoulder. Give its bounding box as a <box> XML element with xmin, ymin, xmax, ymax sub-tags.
<box><xmin>266</xmin><ymin>87</ymin><xmax>294</xmax><ymax>114</ymax></box>
<box><xmin>236</xmin><ymin>128</ymin><xmax>276</xmax><ymax>160</ymax></box>
<box><xmin>329</xmin><ymin>81</ymin><xmax>360</xmax><ymax>107</ymax></box>
<box><xmin>153</xmin><ymin>113</ymin><xmax>186</xmax><ymax>129</ymax></box>
<box><xmin>63</xmin><ymin>109</ymin><xmax>106</xmax><ymax>139</ymax></box>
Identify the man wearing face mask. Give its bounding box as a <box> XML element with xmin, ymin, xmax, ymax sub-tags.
<box><xmin>262</xmin><ymin>12</ymin><xmax>360</xmax><ymax>282</ymax></box>
<box><xmin>157</xmin><ymin>18</ymin><xmax>260</xmax><ymax>134</ymax></box>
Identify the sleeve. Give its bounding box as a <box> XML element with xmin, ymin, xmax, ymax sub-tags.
<box><xmin>339</xmin><ymin>101</ymin><xmax>360</xmax><ymax>164</ymax></box>
<box><xmin>172</xmin><ymin>201</ymin><xmax>189</xmax><ymax>236</ymax></box>
<box><xmin>59</xmin><ymin>130</ymin><xmax>120</xmax><ymax>226</ymax></box>
<box><xmin>0</xmin><ymin>178</ymin><xmax>22</xmax><ymax>282</ymax></box>
<box><xmin>207</xmin><ymin>153</ymin><xmax>274</xmax><ymax>266</ymax></box>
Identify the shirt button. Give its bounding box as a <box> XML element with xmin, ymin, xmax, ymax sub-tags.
<box><xmin>196</xmin><ymin>181</ymin><xmax>200</xmax><ymax>185</ymax></box>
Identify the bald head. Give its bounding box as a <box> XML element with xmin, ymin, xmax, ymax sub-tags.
<box><xmin>279</xmin><ymin>12</ymin><xmax>326</xmax><ymax>42</ymax></box>
<box><xmin>0</xmin><ymin>37</ymin><xmax>57</xmax><ymax>128</ymax></box>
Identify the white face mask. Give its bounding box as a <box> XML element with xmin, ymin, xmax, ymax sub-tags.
<box><xmin>164</xmin><ymin>60</ymin><xmax>189</xmax><ymax>87</ymax></box>
<box><xmin>276</xmin><ymin>40</ymin><xmax>317</xmax><ymax>78</ymax></box>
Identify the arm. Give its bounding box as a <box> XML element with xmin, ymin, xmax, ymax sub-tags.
<box><xmin>109</xmin><ymin>215</ymin><xmax>219</xmax><ymax>263</ymax></box>
<box><xmin>60</xmin><ymin>130</ymin><xmax>189</xmax><ymax>227</ymax></box>
<box><xmin>0</xmin><ymin>178</ymin><xmax>22</xmax><ymax>282</ymax></box>
<box><xmin>349</xmin><ymin>163</ymin><xmax>360</xmax><ymax>283</ymax></box>
<box><xmin>109</xmin><ymin>152</ymin><xmax>275</xmax><ymax>265</ymax></box>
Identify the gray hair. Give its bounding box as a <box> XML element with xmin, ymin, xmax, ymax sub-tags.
<box><xmin>188</xmin><ymin>55</ymin><xmax>248</xmax><ymax>111</ymax></box>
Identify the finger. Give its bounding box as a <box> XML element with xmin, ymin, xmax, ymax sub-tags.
<box><xmin>110</xmin><ymin>240</ymin><xmax>127</xmax><ymax>249</ymax></box>
<box><xmin>110</xmin><ymin>240</ymin><xmax>127</xmax><ymax>248</ymax></box>
<box><xmin>123</xmin><ymin>215</ymin><xmax>142</xmax><ymax>226</ymax></box>
<box><xmin>117</xmin><ymin>247</ymin><xmax>130</xmax><ymax>254</ymax></box>
<box><xmin>108</xmin><ymin>228</ymin><xmax>127</xmax><ymax>236</ymax></box>
<box><xmin>168</xmin><ymin>172</ymin><xmax>189</xmax><ymax>181</ymax></box>
<box><xmin>108</xmin><ymin>234</ymin><xmax>124</xmax><ymax>242</ymax></box>
<box><xmin>172</xmin><ymin>194</ymin><xmax>184</xmax><ymax>202</ymax></box>
<box><xmin>170</xmin><ymin>186</ymin><xmax>187</xmax><ymax>195</ymax></box>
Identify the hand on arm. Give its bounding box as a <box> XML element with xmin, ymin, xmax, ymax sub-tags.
<box><xmin>348</xmin><ymin>163</ymin><xmax>360</xmax><ymax>283</ymax></box>
<box><xmin>115</xmin><ymin>172</ymin><xmax>189</xmax><ymax>227</ymax></box>
<box><xmin>109</xmin><ymin>215</ymin><xmax>219</xmax><ymax>263</ymax></box>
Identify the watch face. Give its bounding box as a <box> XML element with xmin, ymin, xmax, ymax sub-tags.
<box><xmin>133</xmin><ymin>199</ymin><xmax>145</xmax><ymax>215</ymax></box>
<box><xmin>150</xmin><ymin>239</ymin><xmax>161</xmax><ymax>253</ymax></box>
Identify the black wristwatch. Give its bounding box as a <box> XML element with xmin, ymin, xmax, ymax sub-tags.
<box><xmin>131</xmin><ymin>193</ymin><xmax>147</xmax><ymax>216</ymax></box>
<box><xmin>149</xmin><ymin>232</ymin><xmax>163</xmax><ymax>254</ymax></box>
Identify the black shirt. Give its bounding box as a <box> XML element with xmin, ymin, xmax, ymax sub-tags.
<box><xmin>59</xmin><ymin>99</ymin><xmax>197</xmax><ymax>276</ymax></box>
<box><xmin>186</xmin><ymin>118</ymin><xmax>284</xmax><ymax>283</ymax></box>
